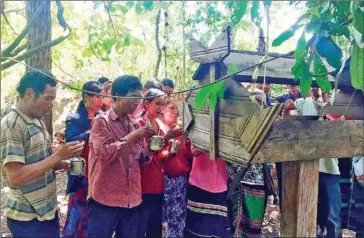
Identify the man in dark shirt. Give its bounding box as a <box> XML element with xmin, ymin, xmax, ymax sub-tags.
<box><xmin>275</xmin><ymin>84</ymin><xmax>302</xmax><ymax>103</ymax></box>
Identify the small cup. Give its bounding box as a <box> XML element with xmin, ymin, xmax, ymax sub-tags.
<box><xmin>169</xmin><ymin>139</ymin><xmax>179</xmax><ymax>156</ymax></box>
<box><xmin>149</xmin><ymin>135</ymin><xmax>164</xmax><ymax>151</ymax></box>
<box><xmin>70</xmin><ymin>157</ymin><xmax>85</xmax><ymax>176</ymax></box>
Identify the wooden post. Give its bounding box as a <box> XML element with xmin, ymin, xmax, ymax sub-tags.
<box><xmin>210</xmin><ymin>63</ymin><xmax>218</xmax><ymax>161</ymax></box>
<box><xmin>280</xmin><ymin>160</ymin><xmax>319</xmax><ymax>237</ymax></box>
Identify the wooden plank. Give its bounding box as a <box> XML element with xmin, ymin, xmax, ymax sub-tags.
<box><xmin>190</xmin><ymin>27</ymin><xmax>230</xmax><ymax>64</ymax></box>
<box><xmin>210</xmin><ymin>63</ymin><xmax>217</xmax><ymax>161</ymax></box>
<box><xmin>187</xmin><ymin>83</ymin><xmax>260</xmax><ymax>118</ymax></box>
<box><xmin>251</xmin><ymin>120</ymin><xmax>364</xmax><ymax>163</ymax></box>
<box><xmin>187</xmin><ymin>106</ymin><xmax>282</xmax><ymax>165</ymax></box>
<box><xmin>280</xmin><ymin>160</ymin><xmax>319</xmax><ymax>237</ymax></box>
<box><xmin>188</xmin><ymin>126</ymin><xmax>250</xmax><ymax>166</ymax></box>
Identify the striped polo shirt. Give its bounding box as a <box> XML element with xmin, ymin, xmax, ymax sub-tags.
<box><xmin>0</xmin><ymin>106</ymin><xmax>57</xmax><ymax>221</ymax></box>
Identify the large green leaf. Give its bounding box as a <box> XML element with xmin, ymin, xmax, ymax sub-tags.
<box><xmin>350</xmin><ymin>43</ymin><xmax>364</xmax><ymax>91</ymax></box>
<box><xmin>250</xmin><ymin>1</ymin><xmax>261</xmax><ymax>26</ymax></box>
<box><xmin>209</xmin><ymin>80</ymin><xmax>226</xmax><ymax>112</ymax></box>
<box><xmin>194</xmin><ymin>80</ymin><xmax>226</xmax><ymax>115</ymax></box>
<box><xmin>295</xmin><ymin>32</ymin><xmax>307</xmax><ymax>62</ymax></box>
<box><xmin>326</xmin><ymin>22</ymin><xmax>350</xmax><ymax>38</ymax></box>
<box><xmin>273</xmin><ymin>23</ymin><xmax>303</xmax><ymax>47</ymax></box>
<box><xmin>142</xmin><ymin>1</ymin><xmax>154</xmax><ymax>10</ymax></box>
<box><xmin>291</xmin><ymin>59</ymin><xmax>305</xmax><ymax>81</ymax></box>
<box><xmin>316</xmin><ymin>37</ymin><xmax>343</xmax><ymax>69</ymax></box>
<box><xmin>231</xmin><ymin>1</ymin><xmax>248</xmax><ymax>26</ymax></box>
<box><xmin>272</xmin><ymin>29</ymin><xmax>295</xmax><ymax>47</ymax></box>
<box><xmin>300</xmin><ymin>63</ymin><xmax>313</xmax><ymax>97</ymax></box>
<box><xmin>135</xmin><ymin>2</ymin><xmax>143</xmax><ymax>15</ymax></box>
<box><xmin>194</xmin><ymin>84</ymin><xmax>214</xmax><ymax>116</ymax></box>
<box><xmin>351</xmin><ymin>1</ymin><xmax>364</xmax><ymax>35</ymax></box>
<box><xmin>313</xmin><ymin>53</ymin><xmax>331</xmax><ymax>93</ymax></box>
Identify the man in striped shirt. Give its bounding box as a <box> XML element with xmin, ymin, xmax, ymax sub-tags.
<box><xmin>1</xmin><ymin>70</ymin><xmax>84</xmax><ymax>238</ymax></box>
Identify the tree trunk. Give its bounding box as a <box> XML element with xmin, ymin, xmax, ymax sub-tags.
<box><xmin>25</xmin><ymin>1</ymin><xmax>53</xmax><ymax>136</ymax></box>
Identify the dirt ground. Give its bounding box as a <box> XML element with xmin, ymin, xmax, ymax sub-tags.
<box><xmin>1</xmin><ymin>173</ymin><xmax>356</xmax><ymax>237</ymax></box>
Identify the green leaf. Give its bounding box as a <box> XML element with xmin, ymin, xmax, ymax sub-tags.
<box><xmin>82</xmin><ymin>48</ymin><xmax>93</xmax><ymax>58</ymax></box>
<box><xmin>231</xmin><ymin>1</ymin><xmax>248</xmax><ymax>26</ymax></box>
<box><xmin>252</xmin><ymin>66</ymin><xmax>260</xmax><ymax>81</ymax></box>
<box><xmin>209</xmin><ymin>93</ymin><xmax>218</xmax><ymax>111</ymax></box>
<box><xmin>306</xmin><ymin>1</ymin><xmax>320</xmax><ymax>8</ymax></box>
<box><xmin>316</xmin><ymin>37</ymin><xmax>343</xmax><ymax>69</ymax></box>
<box><xmin>135</xmin><ymin>2</ymin><xmax>143</xmax><ymax>15</ymax></box>
<box><xmin>194</xmin><ymin>84</ymin><xmax>214</xmax><ymax>115</ymax></box>
<box><xmin>103</xmin><ymin>38</ymin><xmax>116</xmax><ymax>52</ymax></box>
<box><xmin>115</xmin><ymin>4</ymin><xmax>129</xmax><ymax>14</ymax></box>
<box><xmin>142</xmin><ymin>1</ymin><xmax>154</xmax><ymax>10</ymax></box>
<box><xmin>295</xmin><ymin>32</ymin><xmax>307</xmax><ymax>62</ymax></box>
<box><xmin>306</xmin><ymin>17</ymin><xmax>321</xmax><ymax>32</ymax></box>
<box><xmin>209</xmin><ymin>80</ymin><xmax>226</xmax><ymax>112</ymax></box>
<box><xmin>351</xmin><ymin>1</ymin><xmax>364</xmax><ymax>35</ymax></box>
<box><xmin>313</xmin><ymin>53</ymin><xmax>331</xmax><ymax>93</ymax></box>
<box><xmin>194</xmin><ymin>80</ymin><xmax>226</xmax><ymax>115</ymax></box>
<box><xmin>123</xmin><ymin>35</ymin><xmax>131</xmax><ymax>46</ymax></box>
<box><xmin>351</xmin><ymin>27</ymin><xmax>363</xmax><ymax>48</ymax></box>
<box><xmin>350</xmin><ymin>43</ymin><xmax>364</xmax><ymax>91</ymax></box>
<box><xmin>272</xmin><ymin>29</ymin><xmax>295</xmax><ymax>47</ymax></box>
<box><xmin>227</xmin><ymin>65</ymin><xmax>239</xmax><ymax>74</ymax></box>
<box><xmin>115</xmin><ymin>40</ymin><xmax>124</xmax><ymax>53</ymax></box>
<box><xmin>250</xmin><ymin>1</ymin><xmax>261</xmax><ymax>26</ymax></box>
<box><xmin>156</xmin><ymin>1</ymin><xmax>170</xmax><ymax>9</ymax></box>
<box><xmin>321</xmin><ymin>1</ymin><xmax>330</xmax><ymax>15</ymax></box>
<box><xmin>126</xmin><ymin>1</ymin><xmax>134</xmax><ymax>8</ymax></box>
<box><xmin>263</xmin><ymin>1</ymin><xmax>272</xmax><ymax>7</ymax></box>
<box><xmin>300</xmin><ymin>63</ymin><xmax>313</xmax><ymax>97</ymax></box>
<box><xmin>326</xmin><ymin>22</ymin><xmax>350</xmax><ymax>38</ymax></box>
<box><xmin>94</xmin><ymin>1</ymin><xmax>102</xmax><ymax>9</ymax></box>
<box><xmin>291</xmin><ymin>59</ymin><xmax>305</xmax><ymax>81</ymax></box>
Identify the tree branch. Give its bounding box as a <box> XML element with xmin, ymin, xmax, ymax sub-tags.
<box><xmin>104</xmin><ymin>1</ymin><xmax>117</xmax><ymax>36</ymax></box>
<box><xmin>56</xmin><ymin>0</ymin><xmax>70</xmax><ymax>30</ymax></box>
<box><xmin>88</xmin><ymin>9</ymin><xmax>100</xmax><ymax>59</ymax></box>
<box><xmin>8</xmin><ymin>43</ymin><xmax>27</xmax><ymax>58</ymax></box>
<box><xmin>1</xmin><ymin>12</ymin><xmax>18</xmax><ymax>35</ymax></box>
<box><xmin>1</xmin><ymin>1</ymin><xmax>45</xmax><ymax>57</ymax></box>
<box><xmin>154</xmin><ymin>9</ymin><xmax>162</xmax><ymax>79</ymax></box>
<box><xmin>1</xmin><ymin>29</ymin><xmax>71</xmax><ymax>71</ymax></box>
<box><xmin>3</xmin><ymin>8</ymin><xmax>25</xmax><ymax>14</ymax></box>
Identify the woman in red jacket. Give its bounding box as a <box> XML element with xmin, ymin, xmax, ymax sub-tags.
<box><xmin>136</xmin><ymin>89</ymin><xmax>181</xmax><ymax>238</ymax></box>
<box><xmin>161</xmin><ymin>100</ymin><xmax>193</xmax><ymax>237</ymax></box>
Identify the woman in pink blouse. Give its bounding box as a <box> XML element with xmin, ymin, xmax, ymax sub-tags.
<box><xmin>185</xmin><ymin>150</ymin><xmax>232</xmax><ymax>238</ymax></box>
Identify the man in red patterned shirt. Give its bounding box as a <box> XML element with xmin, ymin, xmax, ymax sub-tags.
<box><xmin>87</xmin><ymin>75</ymin><xmax>154</xmax><ymax>238</ymax></box>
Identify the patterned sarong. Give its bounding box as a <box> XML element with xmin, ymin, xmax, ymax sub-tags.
<box><xmin>228</xmin><ymin>183</ymin><xmax>267</xmax><ymax>238</ymax></box>
<box><xmin>62</xmin><ymin>187</ymin><xmax>88</xmax><ymax>238</ymax></box>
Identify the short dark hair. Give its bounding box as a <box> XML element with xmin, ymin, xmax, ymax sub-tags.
<box><xmin>160</xmin><ymin>78</ymin><xmax>175</xmax><ymax>88</ymax></box>
<box><xmin>97</xmin><ymin>76</ymin><xmax>111</xmax><ymax>85</ymax></box>
<box><xmin>16</xmin><ymin>70</ymin><xmax>57</xmax><ymax>98</ymax></box>
<box><xmin>54</xmin><ymin>131</ymin><xmax>65</xmax><ymax>138</ymax></box>
<box><xmin>82</xmin><ymin>81</ymin><xmax>103</xmax><ymax>98</ymax></box>
<box><xmin>143</xmin><ymin>79</ymin><xmax>162</xmax><ymax>91</ymax></box>
<box><xmin>112</xmin><ymin>75</ymin><xmax>142</xmax><ymax>100</ymax></box>
<box><xmin>144</xmin><ymin>88</ymin><xmax>166</xmax><ymax>102</ymax></box>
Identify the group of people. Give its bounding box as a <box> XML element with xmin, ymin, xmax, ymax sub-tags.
<box><xmin>1</xmin><ymin>70</ymin><xmax>363</xmax><ymax>238</ymax></box>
